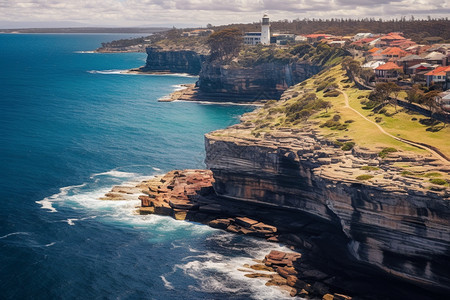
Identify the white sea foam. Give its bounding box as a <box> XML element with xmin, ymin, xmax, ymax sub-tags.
<box><xmin>88</xmin><ymin>70</ymin><xmax>128</xmax><ymax>75</ymax></box>
<box><xmin>74</xmin><ymin>51</ymin><xmax>95</xmax><ymax>54</ymax></box>
<box><xmin>0</xmin><ymin>232</ymin><xmax>30</xmax><ymax>239</ymax></box>
<box><xmin>45</xmin><ymin>242</ymin><xmax>56</xmax><ymax>247</ymax></box>
<box><xmin>36</xmin><ymin>168</ymin><xmax>299</xmax><ymax>299</ymax></box>
<box><xmin>90</xmin><ymin>170</ymin><xmax>138</xmax><ymax>179</ymax></box>
<box><xmin>152</xmin><ymin>167</ymin><xmax>161</xmax><ymax>171</ymax></box>
<box><xmin>160</xmin><ymin>275</ymin><xmax>174</xmax><ymax>290</ymax></box>
<box><xmin>66</xmin><ymin>218</ymin><xmax>77</xmax><ymax>226</ymax></box>
<box><xmin>87</xmin><ymin>70</ymin><xmax>197</xmax><ymax>78</ymax></box>
<box><xmin>177</xmin><ymin>233</ymin><xmax>301</xmax><ymax>300</ymax></box>
<box><xmin>174</xmin><ymin>100</ymin><xmax>263</xmax><ymax>107</ymax></box>
<box><xmin>36</xmin><ymin>183</ymin><xmax>87</xmax><ymax>213</ymax></box>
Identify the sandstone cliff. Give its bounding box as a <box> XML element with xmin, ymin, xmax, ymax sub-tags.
<box><xmin>197</xmin><ymin>62</ymin><xmax>321</xmax><ymax>101</ymax></box>
<box><xmin>139</xmin><ymin>47</ymin><xmax>206</xmax><ymax>75</ymax></box>
<box><xmin>204</xmin><ymin>122</ymin><xmax>450</xmax><ymax>295</ymax></box>
<box><xmin>140</xmin><ymin>47</ymin><xmax>322</xmax><ymax>101</ymax></box>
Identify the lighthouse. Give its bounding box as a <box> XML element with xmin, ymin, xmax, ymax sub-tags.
<box><xmin>261</xmin><ymin>13</ymin><xmax>270</xmax><ymax>45</ymax></box>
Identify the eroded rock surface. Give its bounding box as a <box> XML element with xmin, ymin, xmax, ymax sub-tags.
<box><xmin>205</xmin><ymin>122</ymin><xmax>450</xmax><ymax>295</ymax></box>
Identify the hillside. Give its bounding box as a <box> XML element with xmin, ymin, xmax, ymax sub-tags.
<box><xmin>212</xmin><ymin>63</ymin><xmax>450</xmax><ymax>187</ymax></box>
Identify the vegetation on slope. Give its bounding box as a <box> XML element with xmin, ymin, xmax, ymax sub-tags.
<box><xmin>236</xmin><ymin>42</ymin><xmax>350</xmax><ymax>67</ymax></box>
<box><xmin>242</xmin><ymin>64</ymin><xmax>450</xmax><ymax>159</ymax></box>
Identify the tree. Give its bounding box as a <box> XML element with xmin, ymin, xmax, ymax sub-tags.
<box><xmin>370</xmin><ymin>82</ymin><xmax>397</xmax><ymax>104</ymax></box>
<box><xmin>207</xmin><ymin>28</ymin><xmax>243</xmax><ymax>62</ymax></box>
<box><xmin>360</xmin><ymin>68</ymin><xmax>374</xmax><ymax>84</ymax></box>
<box><xmin>406</xmin><ymin>84</ymin><xmax>424</xmax><ymax>104</ymax></box>
<box><xmin>390</xmin><ymin>84</ymin><xmax>401</xmax><ymax>112</ymax></box>
<box><xmin>422</xmin><ymin>90</ymin><xmax>441</xmax><ymax>113</ymax></box>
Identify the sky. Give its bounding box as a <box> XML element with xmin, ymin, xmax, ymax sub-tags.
<box><xmin>0</xmin><ymin>0</ymin><xmax>449</xmax><ymax>28</ymax></box>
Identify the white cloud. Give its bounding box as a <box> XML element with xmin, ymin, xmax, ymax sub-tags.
<box><xmin>0</xmin><ymin>0</ymin><xmax>448</xmax><ymax>28</ymax></box>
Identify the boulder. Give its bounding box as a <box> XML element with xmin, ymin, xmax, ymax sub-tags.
<box><xmin>235</xmin><ymin>217</ymin><xmax>259</xmax><ymax>228</ymax></box>
<box><xmin>208</xmin><ymin>218</ymin><xmax>232</xmax><ymax>229</ymax></box>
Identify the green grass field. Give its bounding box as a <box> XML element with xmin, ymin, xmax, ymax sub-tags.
<box><xmin>246</xmin><ymin>65</ymin><xmax>450</xmax><ymax>158</ymax></box>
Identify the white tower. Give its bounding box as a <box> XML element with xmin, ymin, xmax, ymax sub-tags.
<box><xmin>261</xmin><ymin>13</ymin><xmax>270</xmax><ymax>45</ymax></box>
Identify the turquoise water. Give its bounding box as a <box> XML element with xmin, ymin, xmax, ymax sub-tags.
<box><xmin>0</xmin><ymin>34</ymin><xmax>293</xmax><ymax>299</ymax></box>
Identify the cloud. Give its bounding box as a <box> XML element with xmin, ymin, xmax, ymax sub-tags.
<box><xmin>0</xmin><ymin>0</ymin><xmax>448</xmax><ymax>28</ymax></box>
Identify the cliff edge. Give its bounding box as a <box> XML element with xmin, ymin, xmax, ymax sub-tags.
<box><xmin>204</xmin><ymin>64</ymin><xmax>450</xmax><ymax>294</ymax></box>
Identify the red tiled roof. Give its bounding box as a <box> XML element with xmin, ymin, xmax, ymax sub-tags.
<box><xmin>375</xmin><ymin>62</ymin><xmax>402</xmax><ymax>70</ymax></box>
<box><xmin>368</xmin><ymin>47</ymin><xmax>380</xmax><ymax>53</ymax></box>
<box><xmin>360</xmin><ymin>37</ymin><xmax>375</xmax><ymax>43</ymax></box>
<box><xmin>305</xmin><ymin>34</ymin><xmax>331</xmax><ymax>38</ymax></box>
<box><xmin>425</xmin><ymin>66</ymin><xmax>450</xmax><ymax>76</ymax></box>
<box><xmin>380</xmin><ymin>33</ymin><xmax>405</xmax><ymax>40</ymax></box>
<box><xmin>380</xmin><ymin>47</ymin><xmax>408</xmax><ymax>56</ymax></box>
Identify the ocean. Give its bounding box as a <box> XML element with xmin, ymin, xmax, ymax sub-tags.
<box><xmin>0</xmin><ymin>34</ymin><xmax>294</xmax><ymax>299</ymax></box>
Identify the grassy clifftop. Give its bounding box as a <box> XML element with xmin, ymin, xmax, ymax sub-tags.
<box><xmin>242</xmin><ymin>65</ymin><xmax>450</xmax><ymax>158</ymax></box>
<box><xmin>211</xmin><ymin>63</ymin><xmax>450</xmax><ymax>187</ymax></box>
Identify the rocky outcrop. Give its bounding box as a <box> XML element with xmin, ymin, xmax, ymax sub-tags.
<box><xmin>204</xmin><ymin>126</ymin><xmax>450</xmax><ymax>296</ymax></box>
<box><xmin>197</xmin><ymin>62</ymin><xmax>321</xmax><ymax>101</ymax></box>
<box><xmin>139</xmin><ymin>47</ymin><xmax>206</xmax><ymax>75</ymax></box>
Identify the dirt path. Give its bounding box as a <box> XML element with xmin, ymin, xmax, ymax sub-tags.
<box><xmin>338</xmin><ymin>89</ymin><xmax>449</xmax><ymax>164</ymax></box>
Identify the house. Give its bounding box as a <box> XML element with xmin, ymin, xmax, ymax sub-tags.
<box><xmin>389</xmin><ymin>39</ymin><xmax>417</xmax><ymax>49</ymax></box>
<box><xmin>375</xmin><ymin>62</ymin><xmax>402</xmax><ymax>81</ymax></box>
<box><xmin>439</xmin><ymin>93</ymin><xmax>450</xmax><ymax>112</ymax></box>
<box><xmin>408</xmin><ymin>63</ymin><xmax>434</xmax><ymax>82</ymax></box>
<box><xmin>295</xmin><ymin>35</ymin><xmax>307</xmax><ymax>42</ymax></box>
<box><xmin>271</xmin><ymin>33</ymin><xmax>296</xmax><ymax>45</ymax></box>
<box><xmin>351</xmin><ymin>37</ymin><xmax>376</xmax><ymax>48</ymax></box>
<box><xmin>328</xmin><ymin>40</ymin><xmax>346</xmax><ymax>47</ymax></box>
<box><xmin>424</xmin><ymin>51</ymin><xmax>446</xmax><ymax>65</ymax></box>
<box><xmin>427</xmin><ymin>44</ymin><xmax>450</xmax><ymax>55</ymax></box>
<box><xmin>397</xmin><ymin>54</ymin><xmax>426</xmax><ymax>74</ymax></box>
<box><xmin>362</xmin><ymin>61</ymin><xmax>385</xmax><ymax>69</ymax></box>
<box><xmin>424</xmin><ymin>66</ymin><xmax>450</xmax><ymax>88</ymax></box>
<box><xmin>352</xmin><ymin>33</ymin><xmax>372</xmax><ymax>41</ymax></box>
<box><xmin>305</xmin><ymin>34</ymin><xmax>332</xmax><ymax>43</ymax></box>
<box><xmin>380</xmin><ymin>47</ymin><xmax>408</xmax><ymax>62</ymax></box>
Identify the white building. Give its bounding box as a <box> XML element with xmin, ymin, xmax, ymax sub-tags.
<box><xmin>244</xmin><ymin>13</ymin><xmax>271</xmax><ymax>45</ymax></box>
<box><xmin>243</xmin><ymin>32</ymin><xmax>262</xmax><ymax>45</ymax></box>
<box><xmin>261</xmin><ymin>13</ymin><xmax>270</xmax><ymax>45</ymax></box>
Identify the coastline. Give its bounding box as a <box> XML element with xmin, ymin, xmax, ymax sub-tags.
<box><xmin>100</xmin><ymin>169</ymin><xmax>354</xmax><ymax>299</ymax></box>
<box><xmin>159</xmin><ymin>83</ymin><xmax>265</xmax><ymax>105</ymax></box>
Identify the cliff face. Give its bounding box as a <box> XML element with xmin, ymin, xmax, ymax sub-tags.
<box><xmin>140</xmin><ymin>47</ymin><xmax>205</xmax><ymax>75</ymax></box>
<box><xmin>141</xmin><ymin>48</ymin><xmax>321</xmax><ymax>101</ymax></box>
<box><xmin>204</xmin><ymin>128</ymin><xmax>450</xmax><ymax>294</ymax></box>
<box><xmin>197</xmin><ymin>62</ymin><xmax>321</xmax><ymax>101</ymax></box>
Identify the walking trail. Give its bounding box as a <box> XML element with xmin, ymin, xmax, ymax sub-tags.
<box><xmin>338</xmin><ymin>88</ymin><xmax>449</xmax><ymax>165</ymax></box>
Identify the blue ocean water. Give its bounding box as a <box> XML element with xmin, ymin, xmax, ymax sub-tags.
<box><xmin>0</xmin><ymin>34</ymin><xmax>293</xmax><ymax>299</ymax></box>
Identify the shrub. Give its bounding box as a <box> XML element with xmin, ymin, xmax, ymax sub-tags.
<box><xmin>320</xmin><ymin>119</ymin><xmax>348</xmax><ymax>130</ymax></box>
<box><xmin>401</xmin><ymin>170</ymin><xmax>415</xmax><ymax>176</ymax></box>
<box><xmin>423</xmin><ymin>172</ymin><xmax>442</xmax><ymax>178</ymax></box>
<box><xmin>324</xmin><ymin>90</ymin><xmax>340</xmax><ymax>97</ymax></box>
<box><xmin>344</xmin><ymin>119</ymin><xmax>354</xmax><ymax>123</ymax></box>
<box><xmin>341</xmin><ymin>142</ymin><xmax>355</xmax><ymax>151</ymax></box>
<box><xmin>361</xmin><ymin>166</ymin><xmax>380</xmax><ymax>171</ymax></box>
<box><xmin>378</xmin><ymin>147</ymin><xmax>397</xmax><ymax>158</ymax></box>
<box><xmin>375</xmin><ymin>116</ymin><xmax>383</xmax><ymax>123</ymax></box>
<box><xmin>263</xmin><ymin>100</ymin><xmax>277</xmax><ymax>108</ymax></box>
<box><xmin>316</xmin><ymin>81</ymin><xmax>329</xmax><ymax>92</ymax></box>
<box><xmin>356</xmin><ymin>175</ymin><xmax>374</xmax><ymax>180</ymax></box>
<box><xmin>429</xmin><ymin>178</ymin><xmax>447</xmax><ymax>185</ymax></box>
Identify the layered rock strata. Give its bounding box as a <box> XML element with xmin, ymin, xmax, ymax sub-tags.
<box><xmin>205</xmin><ymin>122</ymin><xmax>450</xmax><ymax>295</ymax></box>
<box><xmin>102</xmin><ymin>168</ymin><xmax>446</xmax><ymax>299</ymax></box>
<box><xmin>138</xmin><ymin>47</ymin><xmax>205</xmax><ymax>75</ymax></box>
<box><xmin>197</xmin><ymin>62</ymin><xmax>321</xmax><ymax>102</ymax></box>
